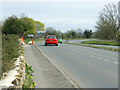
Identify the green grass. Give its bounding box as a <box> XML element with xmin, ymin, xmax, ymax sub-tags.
<box><xmin>22</xmin><ymin>63</ymin><xmax>35</xmax><ymax>89</ymax></box>
<box><xmin>24</xmin><ymin>39</ymin><xmax>31</xmax><ymax>44</ymax></box>
<box><xmin>64</xmin><ymin>42</ymin><xmax>120</xmax><ymax>52</ymax></box>
<box><xmin>24</xmin><ymin>38</ymin><xmax>44</xmax><ymax>44</ymax></box>
<box><xmin>63</xmin><ymin>38</ymin><xmax>95</xmax><ymax>40</ymax></box>
<box><xmin>81</xmin><ymin>40</ymin><xmax>120</xmax><ymax>46</ymax></box>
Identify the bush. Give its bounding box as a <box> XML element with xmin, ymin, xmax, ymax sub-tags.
<box><xmin>2</xmin><ymin>34</ymin><xmax>20</xmax><ymax>73</ymax></box>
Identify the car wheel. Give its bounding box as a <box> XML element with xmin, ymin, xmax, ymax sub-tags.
<box><xmin>55</xmin><ymin>44</ymin><xmax>58</xmax><ymax>46</ymax></box>
<box><xmin>45</xmin><ymin>43</ymin><xmax>47</xmax><ymax>46</ymax></box>
<box><xmin>61</xmin><ymin>42</ymin><xmax>62</xmax><ymax>44</ymax></box>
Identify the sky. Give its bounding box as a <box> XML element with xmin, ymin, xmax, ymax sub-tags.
<box><xmin>0</xmin><ymin>0</ymin><xmax>119</xmax><ymax>32</ymax></box>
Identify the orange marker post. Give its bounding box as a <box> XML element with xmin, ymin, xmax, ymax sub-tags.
<box><xmin>32</xmin><ymin>40</ymin><xmax>34</xmax><ymax>45</ymax></box>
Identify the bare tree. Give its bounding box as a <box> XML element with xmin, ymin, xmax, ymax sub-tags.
<box><xmin>95</xmin><ymin>3</ymin><xmax>119</xmax><ymax>40</ymax></box>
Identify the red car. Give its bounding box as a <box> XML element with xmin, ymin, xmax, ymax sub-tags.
<box><xmin>45</xmin><ymin>35</ymin><xmax>58</xmax><ymax>46</ymax></box>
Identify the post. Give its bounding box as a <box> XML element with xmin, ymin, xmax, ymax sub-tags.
<box><xmin>32</xmin><ymin>40</ymin><xmax>34</xmax><ymax>45</ymax></box>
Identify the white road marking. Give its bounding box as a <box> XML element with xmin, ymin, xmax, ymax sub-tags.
<box><xmin>86</xmin><ymin>54</ymin><xmax>89</xmax><ymax>55</ymax></box>
<box><xmin>113</xmin><ymin>62</ymin><xmax>118</xmax><ymax>64</ymax></box>
<box><xmin>104</xmin><ymin>59</ymin><xmax>110</xmax><ymax>61</ymax></box>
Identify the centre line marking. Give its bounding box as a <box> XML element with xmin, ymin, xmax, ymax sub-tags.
<box><xmin>104</xmin><ymin>59</ymin><xmax>110</xmax><ymax>61</ymax></box>
<box><xmin>113</xmin><ymin>62</ymin><xmax>118</xmax><ymax>64</ymax></box>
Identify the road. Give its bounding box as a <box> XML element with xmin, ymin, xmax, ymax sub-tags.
<box><xmin>36</xmin><ymin>41</ymin><xmax>118</xmax><ymax>88</ymax></box>
<box><xmin>23</xmin><ymin>45</ymin><xmax>74</xmax><ymax>88</ymax></box>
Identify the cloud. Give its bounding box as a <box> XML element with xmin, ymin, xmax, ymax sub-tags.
<box><xmin>40</xmin><ymin>17</ymin><xmax>96</xmax><ymax>32</ymax></box>
<box><xmin>41</xmin><ymin>17</ymin><xmax>96</xmax><ymax>24</ymax></box>
<box><xmin>0</xmin><ymin>0</ymin><xmax>119</xmax><ymax>3</ymax></box>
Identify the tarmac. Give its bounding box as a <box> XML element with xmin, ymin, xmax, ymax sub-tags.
<box><xmin>23</xmin><ymin>44</ymin><xmax>75</xmax><ymax>88</ymax></box>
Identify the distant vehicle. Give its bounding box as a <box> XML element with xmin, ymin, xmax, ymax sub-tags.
<box><xmin>57</xmin><ymin>38</ymin><xmax>62</xmax><ymax>44</ymax></box>
<box><xmin>45</xmin><ymin>35</ymin><xmax>58</xmax><ymax>46</ymax></box>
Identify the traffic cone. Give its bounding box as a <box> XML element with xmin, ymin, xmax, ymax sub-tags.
<box><xmin>21</xmin><ymin>36</ymin><xmax>24</xmax><ymax>42</ymax></box>
<box><xmin>21</xmin><ymin>36</ymin><xmax>24</xmax><ymax>45</ymax></box>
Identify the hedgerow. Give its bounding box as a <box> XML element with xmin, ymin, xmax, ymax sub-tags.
<box><xmin>2</xmin><ymin>34</ymin><xmax>20</xmax><ymax>73</ymax></box>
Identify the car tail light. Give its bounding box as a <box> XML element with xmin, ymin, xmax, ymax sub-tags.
<box><xmin>53</xmin><ymin>39</ymin><xmax>57</xmax><ymax>41</ymax></box>
<box><xmin>46</xmin><ymin>39</ymin><xmax>49</xmax><ymax>41</ymax></box>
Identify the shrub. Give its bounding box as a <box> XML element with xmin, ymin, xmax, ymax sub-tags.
<box><xmin>2</xmin><ymin>34</ymin><xmax>20</xmax><ymax>73</ymax></box>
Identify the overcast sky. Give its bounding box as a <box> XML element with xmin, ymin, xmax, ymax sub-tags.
<box><xmin>0</xmin><ymin>0</ymin><xmax>119</xmax><ymax>32</ymax></box>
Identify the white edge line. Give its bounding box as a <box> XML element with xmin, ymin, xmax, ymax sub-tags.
<box><xmin>35</xmin><ymin>45</ymin><xmax>81</xmax><ymax>88</ymax></box>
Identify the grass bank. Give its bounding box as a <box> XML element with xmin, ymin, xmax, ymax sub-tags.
<box><xmin>81</xmin><ymin>40</ymin><xmax>120</xmax><ymax>46</ymax></box>
<box><xmin>64</xmin><ymin>42</ymin><xmax>120</xmax><ymax>52</ymax></box>
<box><xmin>24</xmin><ymin>38</ymin><xmax>44</xmax><ymax>44</ymax></box>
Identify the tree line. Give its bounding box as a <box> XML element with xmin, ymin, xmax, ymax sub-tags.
<box><xmin>44</xmin><ymin>27</ymin><xmax>93</xmax><ymax>39</ymax></box>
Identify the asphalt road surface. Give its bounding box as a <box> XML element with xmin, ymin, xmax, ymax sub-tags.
<box><xmin>23</xmin><ymin>45</ymin><xmax>74</xmax><ymax>88</ymax></box>
<box><xmin>37</xmin><ymin>41</ymin><xmax>118</xmax><ymax>88</ymax></box>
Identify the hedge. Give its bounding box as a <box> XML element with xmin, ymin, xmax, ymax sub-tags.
<box><xmin>2</xmin><ymin>34</ymin><xmax>20</xmax><ymax>73</ymax></box>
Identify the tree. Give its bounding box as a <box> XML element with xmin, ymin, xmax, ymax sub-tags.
<box><xmin>0</xmin><ymin>21</ymin><xmax>2</xmax><ymax>35</ymax></box>
<box><xmin>34</xmin><ymin>21</ymin><xmax>45</xmax><ymax>31</ymax></box>
<box><xmin>84</xmin><ymin>30</ymin><xmax>93</xmax><ymax>38</ymax></box>
<box><xmin>2</xmin><ymin>15</ymin><xmax>45</xmax><ymax>37</ymax></box>
<box><xmin>71</xmin><ymin>30</ymin><xmax>77</xmax><ymax>39</ymax></box>
<box><xmin>44</xmin><ymin>27</ymin><xmax>56</xmax><ymax>38</ymax></box>
<box><xmin>76</xmin><ymin>28</ymin><xmax>83</xmax><ymax>38</ymax></box>
<box><xmin>95</xmin><ymin>3</ymin><xmax>118</xmax><ymax>40</ymax></box>
<box><xmin>2</xmin><ymin>15</ymin><xmax>24</xmax><ymax>35</ymax></box>
<box><xmin>44</xmin><ymin>27</ymin><xmax>62</xmax><ymax>38</ymax></box>
<box><xmin>20</xmin><ymin>17</ymin><xmax>36</xmax><ymax>36</ymax></box>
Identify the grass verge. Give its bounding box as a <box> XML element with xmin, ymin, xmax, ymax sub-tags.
<box><xmin>22</xmin><ymin>63</ymin><xmax>35</xmax><ymax>89</ymax></box>
<box><xmin>63</xmin><ymin>38</ymin><xmax>95</xmax><ymax>40</ymax></box>
<box><xmin>24</xmin><ymin>38</ymin><xmax>44</xmax><ymax>44</ymax></box>
<box><xmin>81</xmin><ymin>40</ymin><xmax>120</xmax><ymax>46</ymax></box>
<box><xmin>64</xmin><ymin>42</ymin><xmax>120</xmax><ymax>52</ymax></box>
